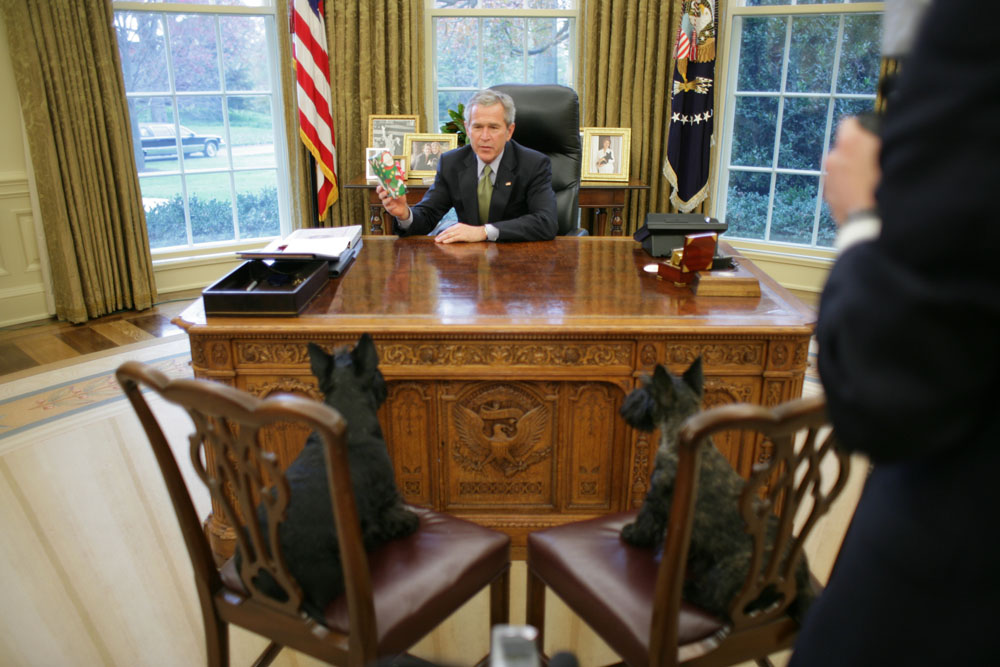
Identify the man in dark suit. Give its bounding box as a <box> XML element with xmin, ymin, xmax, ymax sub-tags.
<box><xmin>377</xmin><ymin>89</ymin><xmax>557</xmax><ymax>243</ymax></box>
<box><xmin>790</xmin><ymin>1</ymin><xmax>999</xmax><ymax>664</ymax></box>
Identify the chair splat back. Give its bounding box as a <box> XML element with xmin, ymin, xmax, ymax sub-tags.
<box><xmin>115</xmin><ymin>360</ymin><xmax>376</xmax><ymax>664</ymax></box>
<box><xmin>652</xmin><ymin>394</ymin><xmax>851</xmax><ymax>662</ymax></box>
<box><xmin>117</xmin><ymin>358</ymin><xmax>511</xmax><ymax>667</ymax></box>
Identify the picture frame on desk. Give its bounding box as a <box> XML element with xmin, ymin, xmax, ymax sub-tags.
<box><xmin>582</xmin><ymin>127</ymin><xmax>631</xmax><ymax>182</ymax></box>
<box><xmin>368</xmin><ymin>114</ymin><xmax>419</xmax><ymax>159</ymax></box>
<box><xmin>403</xmin><ymin>133</ymin><xmax>457</xmax><ymax>179</ymax></box>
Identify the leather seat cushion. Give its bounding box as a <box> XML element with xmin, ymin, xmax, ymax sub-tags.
<box><xmin>221</xmin><ymin>506</ymin><xmax>509</xmax><ymax>656</ymax></box>
<box><xmin>527</xmin><ymin>511</ymin><xmax>724</xmax><ymax>666</ymax></box>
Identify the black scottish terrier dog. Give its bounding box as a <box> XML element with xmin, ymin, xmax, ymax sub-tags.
<box><xmin>620</xmin><ymin>358</ymin><xmax>813</xmax><ymax>623</ymax></box>
<box><xmin>238</xmin><ymin>333</ymin><xmax>418</xmax><ymax>621</ymax></box>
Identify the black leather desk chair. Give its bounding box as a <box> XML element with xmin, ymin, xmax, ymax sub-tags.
<box><xmin>491</xmin><ymin>83</ymin><xmax>587</xmax><ymax>236</ymax></box>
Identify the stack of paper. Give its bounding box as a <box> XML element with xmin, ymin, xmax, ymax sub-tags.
<box><xmin>238</xmin><ymin>225</ymin><xmax>362</xmax><ymax>261</ymax></box>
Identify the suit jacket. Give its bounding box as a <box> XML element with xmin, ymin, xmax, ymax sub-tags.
<box><xmin>791</xmin><ymin>1</ymin><xmax>1000</xmax><ymax>664</ymax></box>
<box><xmin>395</xmin><ymin>140</ymin><xmax>558</xmax><ymax>242</ymax></box>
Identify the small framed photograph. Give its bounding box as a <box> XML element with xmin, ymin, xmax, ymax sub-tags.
<box><xmin>403</xmin><ymin>133</ymin><xmax>458</xmax><ymax>179</ymax></box>
<box><xmin>365</xmin><ymin>146</ymin><xmax>391</xmax><ymax>181</ymax></box>
<box><xmin>582</xmin><ymin>127</ymin><xmax>631</xmax><ymax>182</ymax></box>
<box><xmin>368</xmin><ymin>115</ymin><xmax>419</xmax><ymax>158</ymax></box>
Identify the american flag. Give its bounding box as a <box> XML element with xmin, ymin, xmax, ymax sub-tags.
<box><xmin>292</xmin><ymin>0</ymin><xmax>338</xmax><ymax>218</ymax></box>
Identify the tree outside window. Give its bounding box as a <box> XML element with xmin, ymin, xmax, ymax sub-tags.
<box><xmin>430</xmin><ymin>1</ymin><xmax>578</xmax><ymax>130</ymax></box>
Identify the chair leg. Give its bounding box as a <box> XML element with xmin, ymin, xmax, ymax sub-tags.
<box><xmin>490</xmin><ymin>565</ymin><xmax>511</xmax><ymax>627</ymax></box>
<box><xmin>251</xmin><ymin>641</ymin><xmax>283</xmax><ymax>667</ymax></box>
<box><xmin>525</xmin><ymin>567</ymin><xmax>547</xmax><ymax>657</ymax></box>
<box><xmin>202</xmin><ymin>610</ymin><xmax>229</xmax><ymax>667</ymax></box>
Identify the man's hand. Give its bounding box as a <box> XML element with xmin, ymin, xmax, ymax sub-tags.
<box><xmin>376</xmin><ymin>184</ymin><xmax>409</xmax><ymax>219</ymax></box>
<box><xmin>435</xmin><ymin>222</ymin><xmax>489</xmax><ymax>244</ymax></box>
<box><xmin>823</xmin><ymin>116</ymin><xmax>882</xmax><ymax>226</ymax></box>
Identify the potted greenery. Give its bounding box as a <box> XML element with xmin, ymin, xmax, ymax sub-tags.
<box><xmin>440</xmin><ymin>103</ymin><xmax>467</xmax><ymax>146</ymax></box>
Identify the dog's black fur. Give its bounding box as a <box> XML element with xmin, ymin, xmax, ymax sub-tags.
<box><xmin>620</xmin><ymin>359</ymin><xmax>813</xmax><ymax>623</ymax></box>
<box><xmin>236</xmin><ymin>334</ymin><xmax>418</xmax><ymax>621</ymax></box>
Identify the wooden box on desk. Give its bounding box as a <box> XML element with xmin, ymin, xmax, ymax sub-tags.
<box><xmin>202</xmin><ymin>259</ymin><xmax>328</xmax><ymax>316</ymax></box>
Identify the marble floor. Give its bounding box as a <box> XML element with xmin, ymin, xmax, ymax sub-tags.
<box><xmin>0</xmin><ymin>335</ymin><xmax>866</xmax><ymax>666</ymax></box>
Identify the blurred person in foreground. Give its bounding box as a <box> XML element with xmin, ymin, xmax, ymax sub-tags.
<box><xmin>376</xmin><ymin>89</ymin><xmax>557</xmax><ymax>244</ymax></box>
<box><xmin>790</xmin><ymin>1</ymin><xmax>1000</xmax><ymax>664</ymax></box>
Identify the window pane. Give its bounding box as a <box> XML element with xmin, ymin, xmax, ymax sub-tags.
<box><xmin>235</xmin><ymin>172</ymin><xmax>280</xmax><ymax>239</ymax></box>
<box><xmin>771</xmin><ymin>173</ymin><xmax>819</xmax><ymax>244</ymax></box>
<box><xmin>228</xmin><ymin>96</ymin><xmax>275</xmax><ymax>168</ymax></box>
<box><xmin>786</xmin><ymin>15</ymin><xmax>837</xmax><ymax>94</ymax></box>
<box><xmin>731</xmin><ymin>96</ymin><xmax>778</xmax><ymax>168</ymax></box>
<box><xmin>833</xmin><ymin>96</ymin><xmax>873</xmax><ymax>124</ymax></box>
<box><xmin>170</xmin><ymin>14</ymin><xmax>221</xmax><ymax>92</ymax></box>
<box><xmin>221</xmin><ymin>16</ymin><xmax>270</xmax><ymax>92</ymax></box>
<box><xmin>140</xmin><ymin>175</ymin><xmax>186</xmax><ymax>249</ymax></box>
<box><xmin>527</xmin><ymin>0</ymin><xmax>576</xmax><ymax>7</ymax></box>
<box><xmin>527</xmin><ymin>18</ymin><xmax>565</xmax><ymax>84</ymax></box>
<box><xmin>176</xmin><ymin>96</ymin><xmax>224</xmax><ymax>166</ymax></box>
<box><xmin>838</xmin><ymin>13</ymin><xmax>882</xmax><ymax>94</ymax></box>
<box><xmin>187</xmin><ymin>174</ymin><xmax>235</xmax><ymax>244</ymax></box>
<box><xmin>437</xmin><ymin>91</ymin><xmax>469</xmax><ymax>132</ymax></box>
<box><xmin>483</xmin><ymin>17</ymin><xmax>525</xmax><ymax>86</ymax></box>
<box><xmin>725</xmin><ymin>171</ymin><xmax>771</xmax><ymax>240</ymax></box>
<box><xmin>818</xmin><ymin>199</ymin><xmax>836</xmax><ymax>247</ymax></box>
<box><xmin>778</xmin><ymin>96</ymin><xmax>828</xmax><ymax>170</ymax></box>
<box><xmin>736</xmin><ymin>17</ymin><xmax>785</xmax><ymax>93</ymax></box>
<box><xmin>116</xmin><ymin>12</ymin><xmax>170</xmax><ymax>93</ymax></box>
<box><xmin>436</xmin><ymin>18</ymin><xmax>479</xmax><ymax>88</ymax></box>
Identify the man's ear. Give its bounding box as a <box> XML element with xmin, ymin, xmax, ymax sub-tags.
<box><xmin>351</xmin><ymin>333</ymin><xmax>380</xmax><ymax>382</ymax></box>
<box><xmin>682</xmin><ymin>357</ymin><xmax>705</xmax><ymax>397</ymax></box>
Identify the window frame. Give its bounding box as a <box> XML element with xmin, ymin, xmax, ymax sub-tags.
<box><xmin>712</xmin><ymin>0</ymin><xmax>884</xmax><ymax>256</ymax></box>
<box><xmin>423</xmin><ymin>1</ymin><xmax>581</xmax><ymax>133</ymax></box>
<box><xmin>113</xmin><ymin>0</ymin><xmax>292</xmax><ymax>264</ymax></box>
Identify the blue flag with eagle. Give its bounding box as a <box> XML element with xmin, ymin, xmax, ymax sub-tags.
<box><xmin>663</xmin><ymin>1</ymin><xmax>717</xmax><ymax>212</ymax></box>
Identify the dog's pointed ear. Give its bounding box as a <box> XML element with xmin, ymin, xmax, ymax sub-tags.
<box><xmin>351</xmin><ymin>333</ymin><xmax>380</xmax><ymax>381</ymax></box>
<box><xmin>682</xmin><ymin>357</ymin><xmax>704</xmax><ymax>397</ymax></box>
<box><xmin>308</xmin><ymin>342</ymin><xmax>333</xmax><ymax>390</ymax></box>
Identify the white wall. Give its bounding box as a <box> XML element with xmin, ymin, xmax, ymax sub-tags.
<box><xmin>0</xmin><ymin>13</ymin><xmax>51</xmax><ymax>327</ymax></box>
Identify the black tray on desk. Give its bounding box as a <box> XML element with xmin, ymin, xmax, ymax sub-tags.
<box><xmin>202</xmin><ymin>259</ymin><xmax>328</xmax><ymax>316</ymax></box>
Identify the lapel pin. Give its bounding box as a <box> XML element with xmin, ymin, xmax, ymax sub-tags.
<box><xmin>505</xmin><ymin>181</ymin><xmax>512</xmax><ymax>187</ymax></box>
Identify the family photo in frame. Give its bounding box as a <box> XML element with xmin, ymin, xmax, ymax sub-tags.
<box><xmin>368</xmin><ymin>114</ymin><xmax>419</xmax><ymax>158</ymax></box>
<box><xmin>403</xmin><ymin>133</ymin><xmax>457</xmax><ymax>178</ymax></box>
<box><xmin>581</xmin><ymin>127</ymin><xmax>631</xmax><ymax>182</ymax></box>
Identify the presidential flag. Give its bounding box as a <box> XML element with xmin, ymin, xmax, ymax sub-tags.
<box><xmin>292</xmin><ymin>0</ymin><xmax>338</xmax><ymax>218</ymax></box>
<box><xmin>663</xmin><ymin>1</ymin><xmax>717</xmax><ymax>212</ymax></box>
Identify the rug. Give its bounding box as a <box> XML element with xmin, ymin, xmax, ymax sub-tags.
<box><xmin>0</xmin><ymin>335</ymin><xmax>193</xmax><ymax>444</ymax></box>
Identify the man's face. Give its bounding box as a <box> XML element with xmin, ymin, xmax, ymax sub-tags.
<box><xmin>468</xmin><ymin>102</ymin><xmax>514</xmax><ymax>164</ymax></box>
<box><xmin>422</xmin><ymin>143</ymin><xmax>432</xmax><ymax>155</ymax></box>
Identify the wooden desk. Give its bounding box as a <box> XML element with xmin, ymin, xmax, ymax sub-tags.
<box><xmin>176</xmin><ymin>237</ymin><xmax>814</xmax><ymax>558</ymax></box>
<box><xmin>345</xmin><ymin>175</ymin><xmax>649</xmax><ymax>236</ymax></box>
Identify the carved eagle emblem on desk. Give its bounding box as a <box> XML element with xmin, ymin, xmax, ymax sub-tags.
<box><xmin>454</xmin><ymin>403</ymin><xmax>549</xmax><ymax>477</ymax></box>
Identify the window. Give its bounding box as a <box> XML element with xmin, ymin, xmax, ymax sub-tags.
<box><xmin>715</xmin><ymin>1</ymin><xmax>883</xmax><ymax>249</ymax></box>
<box><xmin>427</xmin><ymin>0</ymin><xmax>579</xmax><ymax>130</ymax></box>
<box><xmin>113</xmin><ymin>0</ymin><xmax>289</xmax><ymax>252</ymax></box>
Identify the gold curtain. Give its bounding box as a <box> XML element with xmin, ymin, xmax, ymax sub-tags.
<box><xmin>282</xmin><ymin>0</ymin><xmax>425</xmax><ymax>229</ymax></box>
<box><xmin>0</xmin><ymin>0</ymin><xmax>155</xmax><ymax>323</ymax></box>
<box><xmin>580</xmin><ymin>0</ymin><xmax>721</xmax><ymax>235</ymax></box>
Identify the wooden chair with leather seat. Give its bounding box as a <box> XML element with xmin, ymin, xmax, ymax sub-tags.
<box><xmin>525</xmin><ymin>394</ymin><xmax>850</xmax><ymax>666</ymax></box>
<box><xmin>116</xmin><ymin>360</ymin><xmax>510</xmax><ymax>667</ymax></box>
